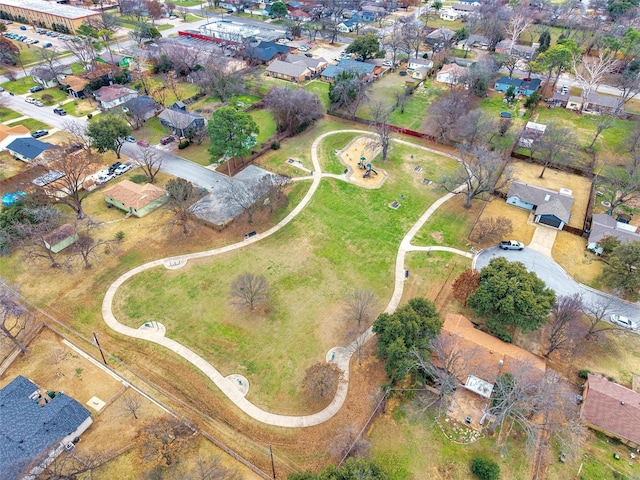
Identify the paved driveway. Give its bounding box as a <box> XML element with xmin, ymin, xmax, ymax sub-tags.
<box><xmin>474</xmin><ymin>247</ymin><xmax>640</xmax><ymax>331</ymax></box>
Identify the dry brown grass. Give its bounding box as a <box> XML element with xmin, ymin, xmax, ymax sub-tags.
<box><xmin>552</xmin><ymin>231</ymin><xmax>603</xmax><ymax>286</ymax></box>
<box><xmin>473</xmin><ymin>198</ymin><xmax>536</xmax><ymax>247</ymax></box>
<box><xmin>499</xmin><ymin>160</ymin><xmax>592</xmax><ymax>228</ymax></box>
<box><xmin>0</xmin><ymin>150</ymin><xmax>24</xmax><ymax>181</ymax></box>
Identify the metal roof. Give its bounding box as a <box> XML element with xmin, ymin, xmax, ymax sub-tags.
<box><xmin>0</xmin><ymin>0</ymin><xmax>99</xmax><ymax>19</ymax></box>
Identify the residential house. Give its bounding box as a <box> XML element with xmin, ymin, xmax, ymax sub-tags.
<box><xmin>43</xmin><ymin>223</ymin><xmax>78</xmax><ymax>253</ymax></box>
<box><xmin>440</xmin><ymin>8</ymin><xmax>461</xmax><ymax>21</ymax></box>
<box><xmin>436</xmin><ymin>63</ymin><xmax>467</xmax><ymax>85</ymax></box>
<box><xmin>451</xmin><ymin>2</ymin><xmax>477</xmax><ymax>16</ymax></box>
<box><xmin>587</xmin><ymin>213</ymin><xmax>640</xmax><ymax>254</ymax></box>
<box><xmin>0</xmin><ymin>124</ymin><xmax>31</xmax><ymax>151</ymax></box>
<box><xmin>360</xmin><ymin>5</ymin><xmax>385</xmax><ymax>21</ymax></box>
<box><xmin>158</xmin><ymin>108</ymin><xmax>206</xmax><ymax>137</ymax></box>
<box><xmin>102</xmin><ymin>179</ymin><xmax>168</xmax><ymax>217</ymax></box>
<box><xmin>31</xmin><ymin>66</ymin><xmax>72</xmax><ymax>88</ymax></box>
<box><xmin>457</xmin><ymin>34</ymin><xmax>490</xmax><ymax>50</ymax></box>
<box><xmin>495</xmin><ymin>39</ymin><xmax>537</xmax><ymax>60</ymax></box>
<box><xmin>506</xmin><ymin>181</ymin><xmax>574</xmax><ymax>229</ymax></box>
<box><xmin>0</xmin><ymin>375</ymin><xmax>93</xmax><ymax>480</ymax></box>
<box><xmin>6</xmin><ymin>138</ymin><xmax>54</xmax><ymax>163</ymax></box>
<box><xmin>412</xmin><ymin>65</ymin><xmax>433</xmax><ymax>81</ymax></box>
<box><xmin>549</xmin><ymin>90</ymin><xmax>570</xmax><ymax>107</ymax></box>
<box><xmin>82</xmin><ymin>61</ymin><xmax>119</xmax><ymax>84</ymax></box>
<box><xmin>580</xmin><ymin>374</ymin><xmax>640</xmax><ymax>449</ymax></box>
<box><xmin>122</xmin><ymin>95</ymin><xmax>159</xmax><ymax>122</ymax></box>
<box><xmin>93</xmin><ymin>84</ymin><xmax>138</xmax><ymax>110</ymax></box>
<box><xmin>425</xmin><ymin>28</ymin><xmax>455</xmax><ymax>49</ymax></box>
<box><xmin>583</xmin><ymin>92</ymin><xmax>622</xmax><ymax>115</ymax></box>
<box><xmin>61</xmin><ymin>75</ymin><xmax>89</xmax><ymax>98</ymax></box>
<box><xmin>494</xmin><ymin>76</ymin><xmax>540</xmax><ymax>96</ymax></box>
<box><xmin>435</xmin><ymin>314</ymin><xmax>546</xmax><ymax>430</ymax></box>
<box><xmin>284</xmin><ymin>53</ymin><xmax>328</xmax><ymax>74</ymax></box>
<box><xmin>337</xmin><ymin>16</ymin><xmax>361</xmax><ymax>32</ymax></box>
<box><xmin>320</xmin><ymin>59</ymin><xmax>376</xmax><ymax>82</ymax></box>
<box><xmin>407</xmin><ymin>57</ymin><xmax>433</xmax><ymax>71</ymax></box>
<box><xmin>566</xmin><ymin>95</ymin><xmax>583</xmax><ymax>111</ymax></box>
<box><xmin>287</xmin><ymin>8</ymin><xmax>310</xmax><ymax>21</ymax></box>
<box><xmin>96</xmin><ymin>53</ymin><xmax>132</xmax><ymax>68</ymax></box>
<box><xmin>266</xmin><ymin>59</ymin><xmax>311</xmax><ymax>82</ymax></box>
<box><xmin>242</xmin><ymin>40</ymin><xmax>290</xmax><ymax>65</ymax></box>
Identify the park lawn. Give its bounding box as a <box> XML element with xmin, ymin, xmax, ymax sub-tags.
<box><xmin>113</xmin><ymin>131</ymin><xmax>453</xmax><ymax>412</ymax></box>
<box><xmin>7</xmin><ymin>117</ymin><xmax>49</xmax><ymax>131</ymax></box>
<box><xmin>303</xmin><ymin>80</ymin><xmax>330</xmax><ymax>112</ymax></box>
<box><xmin>0</xmin><ymin>106</ymin><xmax>24</xmax><ymax>122</ymax></box>
<box><xmin>1</xmin><ymin>75</ymin><xmax>35</xmax><ymax>94</ymax></box>
<box><xmin>229</xmin><ymin>94</ymin><xmax>262</xmax><ymax>108</ymax></box>
<box><xmin>32</xmin><ymin>87</ymin><xmax>68</xmax><ymax>104</ymax></box>
<box><xmin>249</xmin><ymin>109</ymin><xmax>276</xmax><ymax>144</ymax></box>
<box><xmin>369</xmin><ymin>406</ymin><xmax>530</xmax><ymax>480</ymax></box>
<box><xmin>319</xmin><ymin>131</ymin><xmax>362</xmax><ymax>174</ymax></box>
<box><xmin>403</xmin><ymin>250</ymin><xmax>470</xmax><ymax>306</ymax></box>
<box><xmin>63</xmin><ymin>99</ymin><xmax>97</xmax><ymax>117</ymax></box>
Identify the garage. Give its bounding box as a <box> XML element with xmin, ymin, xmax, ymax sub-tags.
<box><xmin>537</xmin><ymin>214</ymin><xmax>562</xmax><ymax>228</ymax></box>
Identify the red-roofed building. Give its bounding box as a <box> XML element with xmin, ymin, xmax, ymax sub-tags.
<box><xmin>581</xmin><ymin>374</ymin><xmax>640</xmax><ymax>449</ymax></box>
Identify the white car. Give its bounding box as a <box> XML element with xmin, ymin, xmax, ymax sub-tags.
<box><xmin>610</xmin><ymin>314</ymin><xmax>637</xmax><ymax>330</ymax></box>
<box><xmin>382</xmin><ymin>60</ymin><xmax>393</xmax><ymax>67</ymax></box>
<box><xmin>297</xmin><ymin>45</ymin><xmax>309</xmax><ymax>52</ymax></box>
<box><xmin>96</xmin><ymin>173</ymin><xmax>115</xmax><ymax>185</ymax></box>
<box><xmin>25</xmin><ymin>97</ymin><xmax>37</xmax><ymax>104</ymax></box>
<box><xmin>113</xmin><ymin>163</ymin><xmax>132</xmax><ymax>175</ymax></box>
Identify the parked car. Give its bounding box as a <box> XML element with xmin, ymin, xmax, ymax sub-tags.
<box><xmin>43</xmin><ymin>42</ymin><xmax>52</xmax><ymax>48</ymax></box>
<box><xmin>610</xmin><ymin>314</ymin><xmax>637</xmax><ymax>330</ymax></box>
<box><xmin>136</xmin><ymin>139</ymin><xmax>150</xmax><ymax>147</ymax></box>
<box><xmin>34</xmin><ymin>100</ymin><xmax>43</xmax><ymax>107</ymax></box>
<box><xmin>114</xmin><ymin>163</ymin><xmax>132</xmax><ymax>175</ymax></box>
<box><xmin>29</xmin><ymin>85</ymin><xmax>44</xmax><ymax>93</ymax></box>
<box><xmin>124</xmin><ymin>135</ymin><xmax>136</xmax><ymax>143</ymax></box>
<box><xmin>297</xmin><ymin>45</ymin><xmax>309</xmax><ymax>52</ymax></box>
<box><xmin>304</xmin><ymin>53</ymin><xmax>313</xmax><ymax>58</ymax></box>
<box><xmin>108</xmin><ymin>162</ymin><xmax>122</xmax><ymax>174</ymax></box>
<box><xmin>64</xmin><ymin>143</ymin><xmax>83</xmax><ymax>153</ymax></box>
<box><xmin>53</xmin><ymin>107</ymin><xmax>67</xmax><ymax>116</ymax></box>
<box><xmin>160</xmin><ymin>135</ymin><xmax>175</xmax><ymax>145</ymax></box>
<box><xmin>25</xmin><ymin>97</ymin><xmax>37</xmax><ymax>104</ymax></box>
<box><xmin>96</xmin><ymin>173</ymin><xmax>115</xmax><ymax>185</ymax></box>
<box><xmin>19</xmin><ymin>25</ymin><xmax>26</xmax><ymax>30</ymax></box>
<box><xmin>31</xmin><ymin>130</ymin><xmax>48</xmax><ymax>138</ymax></box>
<box><xmin>499</xmin><ymin>240</ymin><xmax>525</xmax><ymax>250</ymax></box>
<box><xmin>382</xmin><ymin>60</ymin><xmax>393</xmax><ymax>67</ymax></box>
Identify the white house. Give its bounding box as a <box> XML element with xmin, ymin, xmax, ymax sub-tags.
<box><xmin>440</xmin><ymin>8</ymin><xmax>461</xmax><ymax>21</ymax></box>
<box><xmin>436</xmin><ymin>64</ymin><xmax>467</xmax><ymax>85</ymax></box>
<box><xmin>93</xmin><ymin>84</ymin><xmax>138</xmax><ymax>110</ymax></box>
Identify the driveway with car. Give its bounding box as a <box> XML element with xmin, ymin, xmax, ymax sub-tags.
<box><xmin>474</xmin><ymin>247</ymin><xmax>640</xmax><ymax>331</ymax></box>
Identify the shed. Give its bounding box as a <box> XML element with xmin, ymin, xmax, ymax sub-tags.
<box><xmin>43</xmin><ymin>223</ymin><xmax>78</xmax><ymax>253</ymax></box>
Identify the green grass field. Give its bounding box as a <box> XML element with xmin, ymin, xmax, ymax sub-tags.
<box><xmin>113</xmin><ymin>130</ymin><xmax>457</xmax><ymax>412</ymax></box>
<box><xmin>1</xmin><ymin>76</ymin><xmax>35</xmax><ymax>94</ymax></box>
<box><xmin>0</xmin><ymin>107</ymin><xmax>24</xmax><ymax>122</ymax></box>
<box><xmin>7</xmin><ymin>117</ymin><xmax>49</xmax><ymax>131</ymax></box>
<box><xmin>249</xmin><ymin>109</ymin><xmax>276</xmax><ymax>144</ymax></box>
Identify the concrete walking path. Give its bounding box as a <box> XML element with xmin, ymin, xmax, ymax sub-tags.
<box><xmin>101</xmin><ymin>131</ymin><xmax>473</xmax><ymax>427</ymax></box>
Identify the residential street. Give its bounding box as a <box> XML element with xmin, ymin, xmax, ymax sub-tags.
<box><xmin>473</xmin><ymin>247</ymin><xmax>640</xmax><ymax>331</ymax></box>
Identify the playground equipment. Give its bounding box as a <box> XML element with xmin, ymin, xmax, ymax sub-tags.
<box><xmin>358</xmin><ymin>156</ymin><xmax>367</xmax><ymax>169</ymax></box>
<box><xmin>362</xmin><ymin>163</ymin><xmax>378</xmax><ymax>178</ymax></box>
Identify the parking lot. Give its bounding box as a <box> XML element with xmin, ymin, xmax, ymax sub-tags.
<box><xmin>1</xmin><ymin>21</ymin><xmax>80</xmax><ymax>53</ymax></box>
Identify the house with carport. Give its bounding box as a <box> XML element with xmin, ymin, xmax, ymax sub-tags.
<box><xmin>580</xmin><ymin>374</ymin><xmax>640</xmax><ymax>449</ymax></box>
<box><xmin>158</xmin><ymin>108</ymin><xmax>205</xmax><ymax>138</ymax></box>
<box><xmin>31</xmin><ymin>66</ymin><xmax>72</xmax><ymax>88</ymax></box>
<box><xmin>506</xmin><ymin>181</ymin><xmax>574</xmax><ymax>229</ymax></box>
<box><xmin>102</xmin><ymin>179</ymin><xmax>168</xmax><ymax>217</ymax></box>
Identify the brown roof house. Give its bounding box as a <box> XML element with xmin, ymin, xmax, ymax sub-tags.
<box><xmin>581</xmin><ymin>374</ymin><xmax>640</xmax><ymax>449</ymax></box>
<box><xmin>93</xmin><ymin>84</ymin><xmax>138</xmax><ymax>110</ymax></box>
<box><xmin>265</xmin><ymin>60</ymin><xmax>310</xmax><ymax>82</ymax></box>
<box><xmin>102</xmin><ymin>179</ymin><xmax>168</xmax><ymax>217</ymax></box>
<box><xmin>61</xmin><ymin>75</ymin><xmax>90</xmax><ymax>99</ymax></box>
<box><xmin>435</xmin><ymin>314</ymin><xmax>546</xmax><ymax>430</ymax></box>
<box><xmin>506</xmin><ymin>181</ymin><xmax>574</xmax><ymax>229</ymax></box>
<box><xmin>43</xmin><ymin>223</ymin><xmax>78</xmax><ymax>253</ymax></box>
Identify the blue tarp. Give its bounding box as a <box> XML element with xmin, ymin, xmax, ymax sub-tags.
<box><xmin>1</xmin><ymin>191</ymin><xmax>26</xmax><ymax>207</ymax></box>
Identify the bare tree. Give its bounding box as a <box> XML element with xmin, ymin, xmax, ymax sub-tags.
<box><xmin>400</xmin><ymin>20</ymin><xmax>427</xmax><ymax>58</ymax></box>
<box><xmin>442</xmin><ymin>146</ymin><xmax>512</xmax><ymax>208</ymax></box>
<box><xmin>218</xmin><ymin>181</ymin><xmax>264</xmax><ymax>224</ymax></box>
<box><xmin>67</xmin><ymin>218</ymin><xmax>114</xmax><ymax>269</ymax></box>
<box><xmin>344</xmin><ymin>289</ymin><xmax>376</xmax><ymax>332</ymax></box>
<box><xmin>471</xmin><ymin>216</ymin><xmax>512</xmax><ymax>245</ymax></box>
<box><xmin>572</xmin><ymin>51</ymin><xmax>616</xmax><ymax>106</ymax></box>
<box><xmin>25</xmin><ymin>449</ymin><xmax>109</xmax><ymax>480</ymax></box>
<box><xmin>381</xmin><ymin>26</ymin><xmax>404</xmax><ymax>66</ymax></box>
<box><xmin>230</xmin><ymin>273</ymin><xmax>269</xmax><ymax>311</ymax></box>
<box><xmin>609</xmin><ymin>68</ymin><xmax>640</xmax><ymax>111</ymax></box>
<box><xmin>537</xmin><ymin>121</ymin><xmax>575</xmax><ymax>178</ymax></box>
<box><xmin>424</xmin><ymin>90</ymin><xmax>473</xmax><ymax>144</ymax></box>
<box><xmin>139</xmin><ymin>417</ymin><xmax>194</xmax><ymax>467</ymax></box>
<box><xmin>257</xmin><ymin>174</ymin><xmax>290</xmax><ymax>214</ymax></box>
<box><xmin>457</xmin><ymin>109</ymin><xmax>498</xmax><ymax>148</ymax></box>
<box><xmin>120</xmin><ymin>389</ymin><xmax>142</xmax><ymax>420</ymax></box>
<box><xmin>34</xmin><ymin>48</ymin><xmax>66</xmax><ymax>86</ymax></box>
<box><xmin>62</xmin><ymin>120</ymin><xmax>93</xmax><ymax>152</ymax></box>
<box><xmin>302</xmin><ymin>362</ymin><xmax>342</xmax><ymax>402</ymax></box>
<box><xmin>602</xmin><ymin>164</ymin><xmax>640</xmax><ymax>212</ymax></box>
<box><xmin>36</xmin><ymin>146</ymin><xmax>97</xmax><ymax>219</ymax></box>
<box><xmin>265</xmin><ymin>87</ymin><xmax>323</xmax><ymax>135</ymax></box>
<box><xmin>0</xmin><ymin>282</ymin><xmax>32</xmax><ymax>354</ymax></box>
<box><xmin>331</xmin><ymin>425</ymin><xmax>371</xmax><ymax>462</ymax></box>
<box><xmin>369</xmin><ymin>101</ymin><xmax>392</xmax><ymax>162</ymax></box>
<box><xmin>582</xmin><ymin>297</ymin><xmax>621</xmax><ymax>339</ymax></box>
<box><xmin>132</xmin><ymin>145</ymin><xmax>163</xmax><ymax>183</ymax></box>
<box><xmin>16</xmin><ymin>206</ymin><xmax>64</xmax><ymax>268</ymax></box>
<box><xmin>183</xmin><ymin>453</ymin><xmax>242</xmax><ymax>480</ymax></box>
<box><xmin>166</xmin><ymin>178</ymin><xmax>198</xmax><ymax>235</ymax></box>
<box><xmin>504</xmin><ymin>8</ymin><xmax>535</xmax><ymax>56</ymax></box>
<box><xmin>543</xmin><ymin>294</ymin><xmax>583</xmax><ymax>357</ymax></box>
<box><xmin>62</xmin><ymin>37</ymin><xmax>98</xmax><ymax>72</ymax></box>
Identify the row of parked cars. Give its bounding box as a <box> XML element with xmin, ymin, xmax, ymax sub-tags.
<box><xmin>35</xmin><ymin>29</ymin><xmax>79</xmax><ymax>42</ymax></box>
<box><xmin>4</xmin><ymin>32</ymin><xmax>38</xmax><ymax>44</ymax></box>
<box><xmin>96</xmin><ymin>162</ymin><xmax>132</xmax><ymax>185</ymax></box>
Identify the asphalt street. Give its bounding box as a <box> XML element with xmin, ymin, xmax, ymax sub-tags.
<box><xmin>474</xmin><ymin>247</ymin><xmax>640</xmax><ymax>331</ymax></box>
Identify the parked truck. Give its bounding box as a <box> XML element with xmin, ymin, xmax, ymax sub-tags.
<box><xmin>499</xmin><ymin>240</ymin><xmax>524</xmax><ymax>250</ymax></box>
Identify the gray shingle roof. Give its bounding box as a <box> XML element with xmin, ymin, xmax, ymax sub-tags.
<box><xmin>0</xmin><ymin>376</ymin><xmax>92</xmax><ymax>480</ymax></box>
<box><xmin>507</xmin><ymin>181</ymin><xmax>573</xmax><ymax>223</ymax></box>
<box><xmin>158</xmin><ymin>108</ymin><xmax>204</xmax><ymax>130</ymax></box>
<box><xmin>266</xmin><ymin>60</ymin><xmax>309</xmax><ymax>78</ymax></box>
<box><xmin>588</xmin><ymin>213</ymin><xmax>640</xmax><ymax>245</ymax></box>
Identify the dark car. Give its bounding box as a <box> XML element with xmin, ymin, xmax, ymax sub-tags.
<box><xmin>160</xmin><ymin>135</ymin><xmax>175</xmax><ymax>145</ymax></box>
<box><xmin>43</xmin><ymin>42</ymin><xmax>52</xmax><ymax>48</ymax></box>
<box><xmin>53</xmin><ymin>107</ymin><xmax>67</xmax><ymax>116</ymax></box>
<box><xmin>19</xmin><ymin>25</ymin><xmax>26</xmax><ymax>30</ymax></box>
<box><xmin>31</xmin><ymin>130</ymin><xmax>48</xmax><ymax>138</ymax></box>
<box><xmin>108</xmin><ymin>162</ymin><xmax>122</xmax><ymax>174</ymax></box>
<box><xmin>305</xmin><ymin>53</ymin><xmax>313</xmax><ymax>58</ymax></box>
<box><xmin>29</xmin><ymin>85</ymin><xmax>44</xmax><ymax>93</ymax></box>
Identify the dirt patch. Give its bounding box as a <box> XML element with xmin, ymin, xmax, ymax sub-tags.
<box><xmin>337</xmin><ymin>135</ymin><xmax>388</xmax><ymax>189</ymax></box>
<box><xmin>430</xmin><ymin>232</ymin><xmax>444</xmax><ymax>243</ymax></box>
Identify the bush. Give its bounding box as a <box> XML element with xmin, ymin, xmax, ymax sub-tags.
<box><xmin>41</xmin><ymin>93</ymin><xmax>53</xmax><ymax>104</ymax></box>
<box><xmin>130</xmin><ymin>174</ymin><xmax>150</xmax><ymax>184</ymax></box>
<box><xmin>471</xmin><ymin>457</ymin><xmax>500</xmax><ymax>480</ymax></box>
<box><xmin>271</xmin><ymin>140</ymin><xmax>280</xmax><ymax>150</ymax></box>
<box><xmin>578</xmin><ymin>369</ymin><xmax>591</xmax><ymax>379</ymax></box>
<box><xmin>87</xmin><ymin>113</ymin><xmax>92</xmax><ymax>119</ymax></box>
<box><xmin>178</xmin><ymin>140</ymin><xmax>190</xmax><ymax>149</ymax></box>
<box><xmin>114</xmin><ymin>231</ymin><xmax>125</xmax><ymax>242</ymax></box>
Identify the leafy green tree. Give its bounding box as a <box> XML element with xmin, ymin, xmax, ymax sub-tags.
<box><xmin>207</xmin><ymin>107</ymin><xmax>259</xmax><ymax>163</ymax></box>
<box><xmin>270</xmin><ymin>1</ymin><xmax>288</xmax><ymax>18</ymax></box>
<box><xmin>372</xmin><ymin>298</ymin><xmax>441</xmax><ymax>383</ymax></box>
<box><xmin>601</xmin><ymin>240</ymin><xmax>640</xmax><ymax>296</ymax></box>
<box><xmin>328</xmin><ymin>70</ymin><xmax>369</xmax><ymax>116</ymax></box>
<box><xmin>537</xmin><ymin>30</ymin><xmax>551</xmax><ymax>53</ymax></box>
<box><xmin>345</xmin><ymin>33</ymin><xmax>381</xmax><ymax>60</ymax></box>
<box><xmin>531</xmin><ymin>40</ymin><xmax>579</xmax><ymax>93</ymax></box>
<box><xmin>468</xmin><ymin>257</ymin><xmax>556</xmax><ymax>340</ymax></box>
<box><xmin>471</xmin><ymin>457</ymin><xmax>500</xmax><ymax>480</ymax></box>
<box><xmin>86</xmin><ymin>113</ymin><xmax>131</xmax><ymax>159</ymax></box>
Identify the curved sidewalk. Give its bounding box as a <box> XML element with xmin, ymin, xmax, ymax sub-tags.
<box><xmin>101</xmin><ymin>130</ymin><xmax>470</xmax><ymax>427</ymax></box>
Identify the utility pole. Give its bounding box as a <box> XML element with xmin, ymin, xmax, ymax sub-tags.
<box><xmin>92</xmin><ymin>332</ymin><xmax>108</xmax><ymax>365</ymax></box>
<box><xmin>269</xmin><ymin>444</ymin><xmax>276</xmax><ymax>479</ymax></box>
